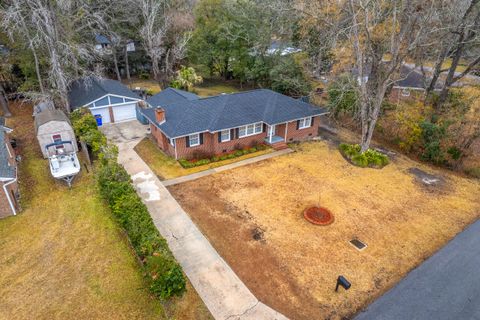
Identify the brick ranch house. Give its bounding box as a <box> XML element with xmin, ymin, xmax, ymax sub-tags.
<box><xmin>142</xmin><ymin>88</ymin><xmax>328</xmax><ymax>160</ymax></box>
<box><xmin>0</xmin><ymin>118</ymin><xmax>19</xmax><ymax>218</ymax></box>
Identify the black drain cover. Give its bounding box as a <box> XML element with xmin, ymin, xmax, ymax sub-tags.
<box><xmin>350</xmin><ymin>239</ymin><xmax>367</xmax><ymax>250</ymax></box>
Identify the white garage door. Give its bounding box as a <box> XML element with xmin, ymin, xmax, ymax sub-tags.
<box><xmin>113</xmin><ymin>103</ymin><xmax>137</xmax><ymax>122</ymax></box>
<box><xmin>91</xmin><ymin>107</ymin><xmax>111</xmax><ymax>125</ymax></box>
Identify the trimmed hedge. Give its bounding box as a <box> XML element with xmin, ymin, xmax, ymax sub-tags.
<box><xmin>71</xmin><ymin>112</ymin><xmax>186</xmax><ymax>299</ymax></box>
<box><xmin>339</xmin><ymin>143</ymin><xmax>389</xmax><ymax>168</ymax></box>
<box><xmin>179</xmin><ymin>144</ymin><xmax>268</xmax><ymax>169</ymax></box>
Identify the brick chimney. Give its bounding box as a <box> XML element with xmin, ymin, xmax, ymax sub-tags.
<box><xmin>155</xmin><ymin>107</ymin><xmax>165</xmax><ymax>123</ymax></box>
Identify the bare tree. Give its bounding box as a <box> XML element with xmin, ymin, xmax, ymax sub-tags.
<box><xmin>137</xmin><ymin>0</ymin><xmax>171</xmax><ymax>82</ymax></box>
<box><xmin>302</xmin><ymin>0</ymin><xmax>435</xmax><ymax>152</ymax></box>
<box><xmin>428</xmin><ymin>0</ymin><xmax>480</xmax><ymax>108</ymax></box>
<box><xmin>1</xmin><ymin>0</ymin><xmax>108</xmax><ymax>112</ymax></box>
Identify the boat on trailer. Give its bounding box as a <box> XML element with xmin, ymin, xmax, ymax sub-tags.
<box><xmin>45</xmin><ymin>140</ymin><xmax>80</xmax><ymax>187</ymax></box>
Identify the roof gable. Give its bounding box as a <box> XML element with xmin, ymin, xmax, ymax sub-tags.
<box><xmin>68</xmin><ymin>77</ymin><xmax>141</xmax><ymax>109</ymax></box>
<box><xmin>147</xmin><ymin>87</ymin><xmax>199</xmax><ymax>107</ymax></box>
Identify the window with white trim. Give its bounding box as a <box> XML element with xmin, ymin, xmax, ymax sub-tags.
<box><xmin>238</xmin><ymin>122</ymin><xmax>262</xmax><ymax>138</ymax></box>
<box><xmin>220</xmin><ymin>129</ymin><xmax>230</xmax><ymax>142</ymax></box>
<box><xmin>189</xmin><ymin>134</ymin><xmax>200</xmax><ymax>147</ymax></box>
<box><xmin>298</xmin><ymin>117</ymin><xmax>312</xmax><ymax>129</ymax></box>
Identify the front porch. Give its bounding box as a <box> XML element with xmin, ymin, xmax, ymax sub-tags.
<box><xmin>264</xmin><ymin>123</ymin><xmax>289</xmax><ymax>150</ymax></box>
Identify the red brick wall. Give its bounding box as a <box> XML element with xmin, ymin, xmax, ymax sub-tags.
<box><xmin>150</xmin><ymin>115</ymin><xmax>322</xmax><ymax>159</ymax></box>
<box><xmin>150</xmin><ymin>124</ymin><xmax>175</xmax><ymax>157</ymax></box>
<box><xmin>285</xmin><ymin>116</ymin><xmax>321</xmax><ymax>142</ymax></box>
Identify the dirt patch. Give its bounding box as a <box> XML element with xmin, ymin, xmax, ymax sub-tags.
<box><xmin>168</xmin><ymin>179</ymin><xmax>320</xmax><ymax>320</ymax></box>
<box><xmin>408</xmin><ymin>167</ymin><xmax>447</xmax><ymax>192</ymax></box>
<box><xmin>169</xmin><ymin>141</ymin><xmax>480</xmax><ymax>320</ymax></box>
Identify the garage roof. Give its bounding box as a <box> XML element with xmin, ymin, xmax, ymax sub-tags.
<box><xmin>68</xmin><ymin>77</ymin><xmax>141</xmax><ymax>109</ymax></box>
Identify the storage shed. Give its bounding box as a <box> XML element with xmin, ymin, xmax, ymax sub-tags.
<box><xmin>34</xmin><ymin>109</ymin><xmax>78</xmax><ymax>158</ymax></box>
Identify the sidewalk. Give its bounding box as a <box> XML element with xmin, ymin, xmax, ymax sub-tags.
<box><xmin>163</xmin><ymin>148</ymin><xmax>293</xmax><ymax>186</ymax></box>
<box><xmin>104</xmin><ymin>122</ymin><xmax>288</xmax><ymax>320</ymax></box>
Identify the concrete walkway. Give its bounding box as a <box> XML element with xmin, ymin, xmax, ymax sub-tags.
<box><xmin>101</xmin><ymin>122</ymin><xmax>288</xmax><ymax>320</ymax></box>
<box><xmin>355</xmin><ymin>219</ymin><xmax>480</xmax><ymax>320</ymax></box>
<box><xmin>163</xmin><ymin>148</ymin><xmax>293</xmax><ymax>186</ymax></box>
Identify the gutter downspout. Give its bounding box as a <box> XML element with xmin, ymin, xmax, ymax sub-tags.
<box><xmin>3</xmin><ymin>177</ymin><xmax>17</xmax><ymax>215</ymax></box>
<box><xmin>284</xmin><ymin>121</ymin><xmax>288</xmax><ymax>142</ymax></box>
<box><xmin>174</xmin><ymin>139</ymin><xmax>178</xmax><ymax>160</ymax></box>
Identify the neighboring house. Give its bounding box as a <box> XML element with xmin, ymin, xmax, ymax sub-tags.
<box><xmin>68</xmin><ymin>77</ymin><xmax>142</xmax><ymax>125</ymax></box>
<box><xmin>94</xmin><ymin>34</ymin><xmax>112</xmax><ymax>53</ymax></box>
<box><xmin>390</xmin><ymin>65</ymin><xmax>442</xmax><ymax>98</ymax></box>
<box><xmin>34</xmin><ymin>109</ymin><xmax>78</xmax><ymax>159</ymax></box>
<box><xmin>142</xmin><ymin>88</ymin><xmax>328</xmax><ymax>159</ymax></box>
<box><xmin>353</xmin><ymin>64</ymin><xmax>442</xmax><ymax>98</ymax></box>
<box><xmin>0</xmin><ymin>118</ymin><xmax>19</xmax><ymax>218</ymax></box>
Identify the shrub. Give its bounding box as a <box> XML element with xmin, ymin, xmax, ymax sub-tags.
<box><xmin>339</xmin><ymin>143</ymin><xmax>389</xmax><ymax>168</ymax></box>
<box><xmin>70</xmin><ymin>108</ymin><xmax>107</xmax><ymax>154</ymax></box>
<box><xmin>178</xmin><ymin>145</ymin><xmax>268</xmax><ymax>168</ymax></box>
<box><xmin>87</xmin><ymin>120</ymin><xmax>186</xmax><ymax>299</ymax></box>
<box><xmin>146</xmin><ymin>255</ymin><xmax>186</xmax><ymax>299</ymax></box>
<box><xmin>419</xmin><ymin>121</ymin><xmax>449</xmax><ymax>164</ymax></box>
<box><xmin>138</xmin><ymin>71</ymin><xmax>150</xmax><ymax>80</ymax></box>
<box><xmin>447</xmin><ymin>146</ymin><xmax>462</xmax><ymax>161</ymax></box>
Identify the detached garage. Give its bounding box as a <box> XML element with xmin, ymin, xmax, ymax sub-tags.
<box><xmin>68</xmin><ymin>77</ymin><xmax>142</xmax><ymax>125</ymax></box>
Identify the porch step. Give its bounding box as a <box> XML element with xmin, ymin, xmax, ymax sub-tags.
<box><xmin>271</xmin><ymin>141</ymin><xmax>289</xmax><ymax>150</ymax></box>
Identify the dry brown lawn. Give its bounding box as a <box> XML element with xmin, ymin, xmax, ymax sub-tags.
<box><xmin>0</xmin><ymin>102</ymin><xmax>212</xmax><ymax>320</ymax></box>
<box><xmin>169</xmin><ymin>138</ymin><xmax>480</xmax><ymax>320</ymax></box>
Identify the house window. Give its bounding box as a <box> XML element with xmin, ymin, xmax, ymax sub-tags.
<box><xmin>52</xmin><ymin>134</ymin><xmax>64</xmax><ymax>149</ymax></box>
<box><xmin>298</xmin><ymin>117</ymin><xmax>312</xmax><ymax>129</ymax></box>
<box><xmin>220</xmin><ymin>129</ymin><xmax>230</xmax><ymax>142</ymax></box>
<box><xmin>188</xmin><ymin>134</ymin><xmax>200</xmax><ymax>147</ymax></box>
<box><xmin>238</xmin><ymin>122</ymin><xmax>262</xmax><ymax>138</ymax></box>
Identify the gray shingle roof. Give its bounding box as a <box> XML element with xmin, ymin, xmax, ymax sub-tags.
<box><xmin>147</xmin><ymin>88</ymin><xmax>199</xmax><ymax>107</ymax></box>
<box><xmin>68</xmin><ymin>77</ymin><xmax>141</xmax><ymax>109</ymax></box>
<box><xmin>95</xmin><ymin>34</ymin><xmax>110</xmax><ymax>45</ymax></box>
<box><xmin>394</xmin><ymin>65</ymin><xmax>442</xmax><ymax>90</ymax></box>
<box><xmin>34</xmin><ymin>109</ymin><xmax>71</xmax><ymax>133</ymax></box>
<box><xmin>0</xmin><ymin>129</ymin><xmax>15</xmax><ymax>179</ymax></box>
<box><xmin>142</xmin><ymin>89</ymin><xmax>328</xmax><ymax>138</ymax></box>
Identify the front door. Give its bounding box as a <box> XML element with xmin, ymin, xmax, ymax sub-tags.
<box><xmin>267</xmin><ymin>125</ymin><xmax>275</xmax><ymax>143</ymax></box>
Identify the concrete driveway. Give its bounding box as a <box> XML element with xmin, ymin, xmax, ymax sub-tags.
<box><xmin>99</xmin><ymin>120</ymin><xmax>150</xmax><ymax>144</ymax></box>
<box><xmin>101</xmin><ymin>121</ymin><xmax>288</xmax><ymax>320</ymax></box>
<box><xmin>355</xmin><ymin>219</ymin><xmax>480</xmax><ymax>320</ymax></box>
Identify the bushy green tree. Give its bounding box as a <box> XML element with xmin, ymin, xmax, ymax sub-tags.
<box><xmin>170</xmin><ymin>65</ymin><xmax>203</xmax><ymax>91</ymax></box>
<box><xmin>269</xmin><ymin>56</ymin><xmax>311</xmax><ymax>97</ymax></box>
